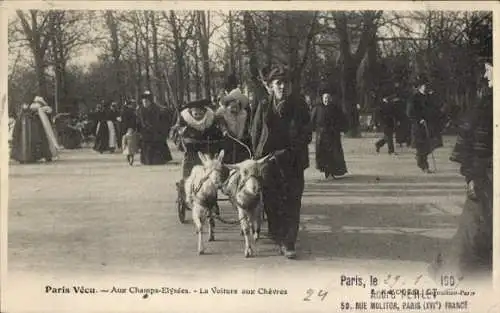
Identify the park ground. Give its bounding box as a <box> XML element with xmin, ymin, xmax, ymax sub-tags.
<box><xmin>6</xmin><ymin>133</ymin><xmax>490</xmax><ymax>313</ymax></box>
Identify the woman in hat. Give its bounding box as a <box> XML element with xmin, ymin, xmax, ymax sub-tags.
<box><xmin>136</xmin><ymin>90</ymin><xmax>172</xmax><ymax>165</ymax></box>
<box><xmin>11</xmin><ymin>96</ymin><xmax>59</xmax><ymax>163</ymax></box>
<box><xmin>215</xmin><ymin>94</ymin><xmax>252</xmax><ymax>164</ymax></box>
<box><xmin>311</xmin><ymin>87</ymin><xmax>348</xmax><ymax>179</ymax></box>
<box><xmin>92</xmin><ymin>101</ymin><xmax>118</xmax><ymax>154</ymax></box>
<box><xmin>175</xmin><ymin>99</ymin><xmax>224</xmax><ymax>178</ymax></box>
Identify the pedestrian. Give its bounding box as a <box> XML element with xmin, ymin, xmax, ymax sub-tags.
<box><xmin>250</xmin><ymin>65</ymin><xmax>312</xmax><ymax>259</ymax></box>
<box><xmin>136</xmin><ymin>90</ymin><xmax>173</xmax><ymax>165</ymax></box>
<box><xmin>406</xmin><ymin>80</ymin><xmax>444</xmax><ymax>173</ymax></box>
<box><xmin>428</xmin><ymin>58</ymin><xmax>493</xmax><ymax>284</ymax></box>
<box><xmin>374</xmin><ymin>91</ymin><xmax>398</xmax><ymax>155</ymax></box>
<box><xmin>311</xmin><ymin>87</ymin><xmax>348</xmax><ymax>179</ymax></box>
<box><xmin>110</xmin><ymin>102</ymin><xmax>122</xmax><ymax>149</ymax></box>
<box><xmin>11</xmin><ymin>96</ymin><xmax>60</xmax><ymax>163</ymax></box>
<box><xmin>122</xmin><ymin>127</ymin><xmax>140</xmax><ymax>166</ymax></box>
<box><xmin>91</xmin><ymin>102</ymin><xmax>119</xmax><ymax>154</ymax></box>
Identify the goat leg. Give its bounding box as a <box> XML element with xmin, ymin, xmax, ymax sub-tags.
<box><xmin>208</xmin><ymin>211</ymin><xmax>215</xmax><ymax>242</ymax></box>
<box><xmin>192</xmin><ymin>205</ymin><xmax>205</xmax><ymax>255</ymax></box>
<box><xmin>254</xmin><ymin>206</ymin><xmax>262</xmax><ymax>242</ymax></box>
<box><xmin>239</xmin><ymin>208</ymin><xmax>254</xmax><ymax>258</ymax></box>
<box><xmin>254</xmin><ymin>196</ymin><xmax>264</xmax><ymax>241</ymax></box>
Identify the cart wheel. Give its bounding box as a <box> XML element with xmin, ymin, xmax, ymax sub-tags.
<box><xmin>176</xmin><ymin>182</ymin><xmax>187</xmax><ymax>224</ymax></box>
<box><xmin>177</xmin><ymin>198</ymin><xmax>187</xmax><ymax>224</ymax></box>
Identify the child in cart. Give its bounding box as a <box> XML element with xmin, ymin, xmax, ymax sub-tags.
<box><xmin>174</xmin><ymin>99</ymin><xmax>226</xmax><ymax>213</ymax></box>
<box><xmin>215</xmin><ymin>96</ymin><xmax>252</xmax><ymax>164</ymax></box>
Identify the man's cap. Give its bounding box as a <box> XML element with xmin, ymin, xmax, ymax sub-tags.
<box><xmin>318</xmin><ymin>83</ymin><xmax>334</xmax><ymax>96</ymax></box>
<box><xmin>260</xmin><ymin>65</ymin><xmax>289</xmax><ymax>83</ymax></box>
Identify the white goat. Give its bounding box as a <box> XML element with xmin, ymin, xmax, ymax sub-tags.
<box><xmin>221</xmin><ymin>155</ymin><xmax>273</xmax><ymax>257</ymax></box>
<box><xmin>185</xmin><ymin>150</ymin><xmax>225</xmax><ymax>255</ymax></box>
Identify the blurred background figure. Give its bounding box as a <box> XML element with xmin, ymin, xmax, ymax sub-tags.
<box><xmin>11</xmin><ymin>96</ymin><xmax>58</xmax><ymax>163</ymax></box>
<box><xmin>311</xmin><ymin>87</ymin><xmax>348</xmax><ymax>179</ymax></box>
<box><xmin>136</xmin><ymin>90</ymin><xmax>172</xmax><ymax>165</ymax></box>
<box><xmin>406</xmin><ymin>80</ymin><xmax>444</xmax><ymax>173</ymax></box>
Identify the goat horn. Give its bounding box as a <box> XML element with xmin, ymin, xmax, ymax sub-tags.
<box><xmin>257</xmin><ymin>154</ymin><xmax>273</xmax><ymax>164</ymax></box>
<box><xmin>225</xmin><ymin>164</ymin><xmax>239</xmax><ymax>170</ymax></box>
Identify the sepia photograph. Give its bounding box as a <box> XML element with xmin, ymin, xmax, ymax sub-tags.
<box><xmin>1</xmin><ymin>2</ymin><xmax>496</xmax><ymax>312</ymax></box>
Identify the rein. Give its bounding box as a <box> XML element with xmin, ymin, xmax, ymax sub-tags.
<box><xmin>192</xmin><ymin>168</ymin><xmax>215</xmax><ymax>195</ymax></box>
<box><xmin>225</xmin><ymin>133</ymin><xmax>253</xmax><ymax>159</ymax></box>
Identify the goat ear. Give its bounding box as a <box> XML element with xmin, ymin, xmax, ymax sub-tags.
<box><xmin>217</xmin><ymin>149</ymin><xmax>225</xmax><ymax>162</ymax></box>
<box><xmin>198</xmin><ymin>151</ymin><xmax>208</xmax><ymax>164</ymax></box>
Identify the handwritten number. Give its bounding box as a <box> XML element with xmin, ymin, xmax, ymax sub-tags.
<box><xmin>303</xmin><ymin>289</ymin><xmax>314</xmax><ymax>301</ymax></box>
<box><xmin>318</xmin><ymin>289</ymin><xmax>328</xmax><ymax>301</ymax></box>
<box><xmin>303</xmin><ymin>289</ymin><xmax>328</xmax><ymax>302</ymax></box>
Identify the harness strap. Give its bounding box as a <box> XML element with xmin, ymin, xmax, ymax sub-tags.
<box><xmin>193</xmin><ymin>169</ymin><xmax>214</xmax><ymax>195</ymax></box>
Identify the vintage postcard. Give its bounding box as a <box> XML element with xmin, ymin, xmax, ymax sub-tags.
<box><xmin>0</xmin><ymin>1</ymin><xmax>497</xmax><ymax>312</ymax></box>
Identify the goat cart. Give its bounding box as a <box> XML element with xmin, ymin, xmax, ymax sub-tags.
<box><xmin>175</xmin><ymin>137</ymin><xmax>228</xmax><ymax>224</ymax></box>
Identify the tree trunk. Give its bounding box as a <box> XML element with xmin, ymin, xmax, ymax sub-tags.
<box><xmin>151</xmin><ymin>12</ymin><xmax>165</xmax><ymax>105</ymax></box>
<box><xmin>333</xmin><ymin>11</ymin><xmax>381</xmax><ymax>137</ymax></box>
<box><xmin>228</xmin><ymin>11</ymin><xmax>235</xmax><ymax>74</ymax></box>
<box><xmin>167</xmin><ymin>10</ymin><xmax>187</xmax><ymax>106</ymax></box>
<box><xmin>185</xmin><ymin>58</ymin><xmax>191</xmax><ymax>102</ymax></box>
<box><xmin>143</xmin><ymin>12</ymin><xmax>151</xmax><ymax>92</ymax></box>
<box><xmin>242</xmin><ymin>12</ymin><xmax>260</xmax><ymax>87</ymax></box>
<box><xmin>197</xmin><ymin>11</ymin><xmax>211</xmax><ymax>100</ymax></box>
<box><xmin>133</xmin><ymin>23</ymin><xmax>142</xmax><ymax>98</ymax></box>
<box><xmin>105</xmin><ymin>11</ymin><xmax>122</xmax><ymax>103</ymax></box>
<box><xmin>194</xmin><ymin>40</ymin><xmax>202</xmax><ymax>98</ymax></box>
<box><xmin>266</xmin><ymin>12</ymin><xmax>274</xmax><ymax>69</ymax></box>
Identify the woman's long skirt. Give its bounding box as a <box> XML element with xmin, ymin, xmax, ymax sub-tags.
<box><xmin>315</xmin><ymin>130</ymin><xmax>347</xmax><ymax>176</ymax></box>
<box><xmin>11</xmin><ymin>114</ymin><xmax>53</xmax><ymax>163</ymax></box>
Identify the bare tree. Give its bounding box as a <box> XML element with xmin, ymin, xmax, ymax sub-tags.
<box><xmin>16</xmin><ymin>10</ymin><xmax>55</xmax><ymax>100</ymax></box>
<box><xmin>164</xmin><ymin>10</ymin><xmax>195</xmax><ymax>106</ymax></box>
<box><xmin>332</xmin><ymin>11</ymin><xmax>382</xmax><ymax>137</ymax></box>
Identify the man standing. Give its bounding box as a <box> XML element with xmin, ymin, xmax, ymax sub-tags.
<box><xmin>136</xmin><ymin>91</ymin><xmax>172</xmax><ymax>165</ymax></box>
<box><xmin>406</xmin><ymin>81</ymin><xmax>444</xmax><ymax>173</ymax></box>
<box><xmin>374</xmin><ymin>92</ymin><xmax>398</xmax><ymax>155</ymax></box>
<box><xmin>250</xmin><ymin>66</ymin><xmax>312</xmax><ymax>259</ymax></box>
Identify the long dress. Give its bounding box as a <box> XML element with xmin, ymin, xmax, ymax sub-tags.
<box><xmin>11</xmin><ymin>106</ymin><xmax>57</xmax><ymax>163</ymax></box>
<box><xmin>311</xmin><ymin>102</ymin><xmax>348</xmax><ymax>177</ymax></box>
<box><xmin>91</xmin><ymin>109</ymin><xmax>116</xmax><ymax>153</ymax></box>
<box><xmin>136</xmin><ymin>103</ymin><xmax>172</xmax><ymax>165</ymax></box>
